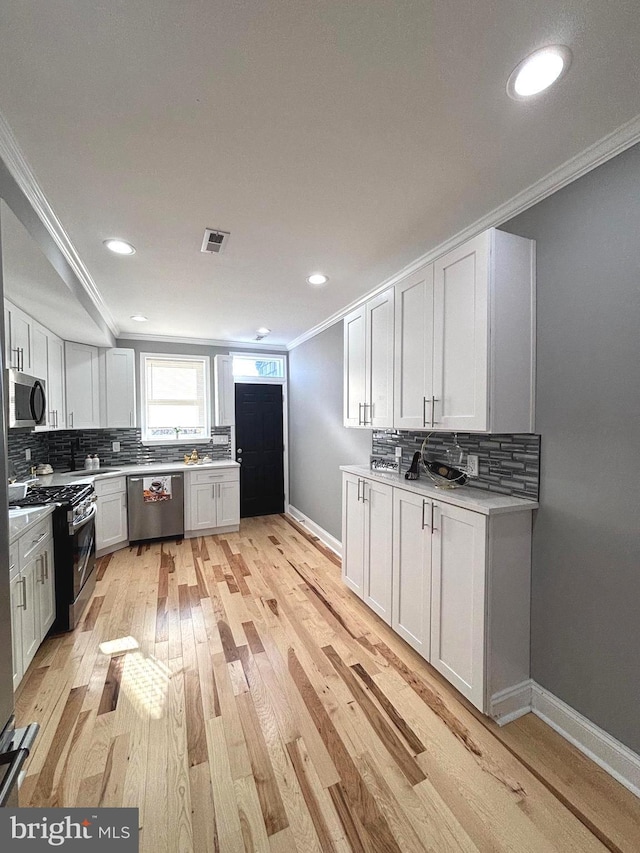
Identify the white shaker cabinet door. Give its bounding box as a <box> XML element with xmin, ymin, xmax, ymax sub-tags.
<box><xmin>105</xmin><ymin>348</ymin><xmax>136</xmax><ymax>428</ymax></box>
<box><xmin>430</xmin><ymin>501</ymin><xmax>486</xmax><ymax>709</ymax></box>
<box><xmin>341</xmin><ymin>473</ymin><xmax>365</xmax><ymax>597</ymax></box>
<box><xmin>343</xmin><ymin>307</ymin><xmax>366</xmax><ymax>427</ymax></box>
<box><xmin>392</xmin><ymin>488</ymin><xmax>432</xmax><ymax>658</ymax></box>
<box><xmin>217</xmin><ymin>480</ymin><xmax>240</xmax><ymax>527</ymax></box>
<box><xmin>10</xmin><ymin>574</ymin><xmax>24</xmax><ymax>690</ymax></box>
<box><xmin>47</xmin><ymin>333</ymin><xmax>66</xmax><ymax>430</ymax></box>
<box><xmin>65</xmin><ymin>341</ymin><xmax>100</xmax><ymax>428</ymax></box>
<box><xmin>394</xmin><ymin>264</ymin><xmax>434</xmax><ymax>430</ymax></box>
<box><xmin>362</xmin><ymin>478</ymin><xmax>393</xmax><ymax>624</ymax></box>
<box><xmin>36</xmin><ymin>541</ymin><xmax>56</xmax><ymax>637</ymax></box>
<box><xmin>96</xmin><ymin>493</ymin><xmax>128</xmax><ymax>551</ymax></box>
<box><xmin>214</xmin><ymin>355</ymin><xmax>235</xmax><ymax>426</ymax></box>
<box><xmin>433</xmin><ymin>231</ymin><xmax>489</xmax><ymax>432</ymax></box>
<box><xmin>188</xmin><ymin>483</ymin><xmax>218</xmax><ymax>531</ymax></box>
<box><xmin>365</xmin><ymin>288</ymin><xmax>394</xmax><ymax>429</ymax></box>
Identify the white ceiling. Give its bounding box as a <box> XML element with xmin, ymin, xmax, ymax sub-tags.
<box><xmin>1</xmin><ymin>1</ymin><xmax>640</xmax><ymax>346</ymax></box>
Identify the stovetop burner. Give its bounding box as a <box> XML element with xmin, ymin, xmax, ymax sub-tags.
<box><xmin>9</xmin><ymin>483</ymin><xmax>94</xmax><ymax>508</ymax></box>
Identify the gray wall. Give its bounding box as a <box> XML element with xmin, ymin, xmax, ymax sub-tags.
<box><xmin>503</xmin><ymin>143</ymin><xmax>640</xmax><ymax>754</ymax></box>
<box><xmin>288</xmin><ymin>322</ymin><xmax>370</xmax><ymax>540</ymax></box>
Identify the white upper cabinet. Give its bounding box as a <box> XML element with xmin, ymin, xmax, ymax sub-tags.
<box><xmin>5</xmin><ymin>301</ymin><xmax>33</xmax><ymax>374</ymax></box>
<box><xmin>366</xmin><ymin>289</ymin><xmax>395</xmax><ymax>428</ymax></box>
<box><xmin>214</xmin><ymin>354</ymin><xmax>235</xmax><ymax>426</ymax></box>
<box><xmin>394</xmin><ymin>228</ymin><xmax>535</xmax><ymax>433</ymax></box>
<box><xmin>65</xmin><ymin>341</ymin><xmax>100</xmax><ymax>428</ymax></box>
<box><xmin>394</xmin><ymin>264</ymin><xmax>434</xmax><ymax>430</ymax></box>
<box><xmin>343</xmin><ymin>306</ymin><xmax>366</xmax><ymax>427</ymax></box>
<box><xmin>344</xmin><ymin>288</ymin><xmax>394</xmax><ymax>428</ymax></box>
<box><xmin>47</xmin><ymin>333</ymin><xmax>66</xmax><ymax>430</ymax></box>
<box><xmin>104</xmin><ymin>348</ymin><xmax>136</xmax><ymax>428</ymax></box>
<box><xmin>31</xmin><ymin>321</ymin><xmax>49</xmax><ymax>381</ymax></box>
<box><xmin>433</xmin><ymin>231</ymin><xmax>490</xmax><ymax>432</ymax></box>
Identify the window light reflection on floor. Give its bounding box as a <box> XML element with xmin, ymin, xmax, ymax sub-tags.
<box><xmin>99</xmin><ymin>636</ymin><xmax>171</xmax><ymax>719</ymax></box>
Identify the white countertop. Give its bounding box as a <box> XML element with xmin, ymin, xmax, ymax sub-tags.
<box><xmin>9</xmin><ymin>505</ymin><xmax>56</xmax><ymax>544</ymax></box>
<box><xmin>33</xmin><ymin>459</ymin><xmax>240</xmax><ymax>487</ymax></box>
<box><xmin>340</xmin><ymin>465</ymin><xmax>538</xmax><ymax>516</ymax></box>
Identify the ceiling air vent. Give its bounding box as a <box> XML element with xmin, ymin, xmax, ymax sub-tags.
<box><xmin>200</xmin><ymin>228</ymin><xmax>230</xmax><ymax>254</ymax></box>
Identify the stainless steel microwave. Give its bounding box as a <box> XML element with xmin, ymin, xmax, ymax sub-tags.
<box><xmin>7</xmin><ymin>370</ymin><xmax>46</xmax><ymax>428</ymax></box>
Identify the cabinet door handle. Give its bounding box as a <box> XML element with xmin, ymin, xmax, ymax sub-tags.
<box><xmin>32</xmin><ymin>531</ymin><xmax>47</xmax><ymax>547</ymax></box>
<box><xmin>431</xmin><ymin>503</ymin><xmax>439</xmax><ymax>532</ymax></box>
<box><xmin>69</xmin><ymin>411</ymin><xmax>74</xmax><ymax>428</ymax></box>
<box><xmin>421</xmin><ymin>499</ymin><xmax>431</xmax><ymax>530</ymax></box>
<box><xmin>356</xmin><ymin>478</ymin><xmax>362</xmax><ymax>502</ymax></box>
<box><xmin>358</xmin><ymin>402</ymin><xmax>363</xmax><ymax>426</ymax></box>
<box><xmin>361</xmin><ymin>481</ymin><xmax>368</xmax><ymax>502</ymax></box>
<box><xmin>19</xmin><ymin>577</ymin><xmax>27</xmax><ymax>609</ymax></box>
<box><xmin>44</xmin><ymin>550</ymin><xmax>49</xmax><ymax>580</ymax></box>
<box><xmin>431</xmin><ymin>396</ymin><xmax>440</xmax><ymax>427</ymax></box>
<box><xmin>55</xmin><ymin>410</ymin><xmax>59</xmax><ymax>428</ymax></box>
<box><xmin>364</xmin><ymin>402</ymin><xmax>372</xmax><ymax>425</ymax></box>
<box><xmin>37</xmin><ymin>555</ymin><xmax>45</xmax><ymax>584</ymax></box>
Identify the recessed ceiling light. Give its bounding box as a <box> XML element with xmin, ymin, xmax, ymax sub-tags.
<box><xmin>130</xmin><ymin>314</ymin><xmax>148</xmax><ymax>322</ymax></box>
<box><xmin>104</xmin><ymin>239</ymin><xmax>136</xmax><ymax>255</ymax></box>
<box><xmin>256</xmin><ymin>327</ymin><xmax>271</xmax><ymax>336</ymax></box>
<box><xmin>307</xmin><ymin>273</ymin><xmax>329</xmax><ymax>286</ymax></box>
<box><xmin>507</xmin><ymin>45</ymin><xmax>572</xmax><ymax>100</ymax></box>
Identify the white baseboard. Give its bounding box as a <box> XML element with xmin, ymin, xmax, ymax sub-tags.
<box><xmin>531</xmin><ymin>683</ymin><xmax>640</xmax><ymax>799</ymax></box>
<box><xmin>491</xmin><ymin>679</ymin><xmax>533</xmax><ymax>726</ymax></box>
<box><xmin>286</xmin><ymin>505</ymin><xmax>342</xmax><ymax>558</ymax></box>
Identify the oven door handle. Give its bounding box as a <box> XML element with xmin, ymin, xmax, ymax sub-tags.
<box><xmin>71</xmin><ymin>503</ymin><xmax>97</xmax><ymax>532</ymax></box>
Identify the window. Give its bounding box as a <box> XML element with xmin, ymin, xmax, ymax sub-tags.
<box><xmin>231</xmin><ymin>353</ymin><xmax>286</xmax><ymax>381</ymax></box>
<box><xmin>140</xmin><ymin>353</ymin><xmax>210</xmax><ymax>443</ymax></box>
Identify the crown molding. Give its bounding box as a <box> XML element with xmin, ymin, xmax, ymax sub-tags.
<box><xmin>0</xmin><ymin>110</ymin><xmax>120</xmax><ymax>337</ymax></box>
<box><xmin>287</xmin><ymin>112</ymin><xmax>640</xmax><ymax>351</ymax></box>
<box><xmin>119</xmin><ymin>332</ymin><xmax>288</xmax><ymax>352</ymax></box>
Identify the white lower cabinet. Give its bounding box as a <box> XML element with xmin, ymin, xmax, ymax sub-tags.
<box><xmin>96</xmin><ymin>477</ymin><xmax>128</xmax><ymax>555</ymax></box>
<box><xmin>343</xmin><ymin>471</ymin><xmax>532</xmax><ymax>717</ymax></box>
<box><xmin>185</xmin><ymin>467</ymin><xmax>240</xmax><ymax>536</ymax></box>
<box><xmin>430</xmin><ymin>501</ymin><xmax>486</xmax><ymax>709</ymax></box>
<box><xmin>10</xmin><ymin>519</ymin><xmax>56</xmax><ymax>690</ymax></box>
<box><xmin>392</xmin><ymin>489</ymin><xmax>432</xmax><ymax>659</ymax></box>
<box><xmin>341</xmin><ymin>473</ymin><xmax>393</xmax><ymax>624</ymax></box>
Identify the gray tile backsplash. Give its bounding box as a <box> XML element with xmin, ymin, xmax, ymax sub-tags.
<box><xmin>372</xmin><ymin>430</ymin><xmax>540</xmax><ymax>500</ymax></box>
<box><xmin>8</xmin><ymin>426</ymin><xmax>232</xmax><ymax>479</ymax></box>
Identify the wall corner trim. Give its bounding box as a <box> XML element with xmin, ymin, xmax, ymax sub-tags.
<box><xmin>287</xmin><ymin>504</ymin><xmax>342</xmax><ymax>558</ymax></box>
<box><xmin>491</xmin><ymin>679</ymin><xmax>533</xmax><ymax>726</ymax></box>
<box><xmin>531</xmin><ymin>683</ymin><xmax>640</xmax><ymax>799</ymax></box>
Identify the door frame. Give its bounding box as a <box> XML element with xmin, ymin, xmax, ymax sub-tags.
<box><xmin>229</xmin><ymin>353</ymin><xmax>289</xmax><ymax>514</ymax></box>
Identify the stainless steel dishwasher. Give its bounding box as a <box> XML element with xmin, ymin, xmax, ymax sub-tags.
<box><xmin>127</xmin><ymin>473</ymin><xmax>184</xmax><ymax>542</ymax></box>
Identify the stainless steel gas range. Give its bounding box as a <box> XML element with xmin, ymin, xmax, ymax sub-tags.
<box><xmin>9</xmin><ymin>483</ymin><xmax>97</xmax><ymax>632</ymax></box>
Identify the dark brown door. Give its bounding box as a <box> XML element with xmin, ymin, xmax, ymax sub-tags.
<box><xmin>235</xmin><ymin>383</ymin><xmax>284</xmax><ymax>517</ymax></box>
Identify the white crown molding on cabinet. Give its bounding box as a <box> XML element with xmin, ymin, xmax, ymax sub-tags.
<box><xmin>121</xmin><ymin>332</ymin><xmax>288</xmax><ymax>352</ymax></box>
<box><xmin>287</xmin><ymin>110</ymin><xmax>640</xmax><ymax>352</ymax></box>
<box><xmin>0</xmin><ymin>109</ymin><xmax>120</xmax><ymax>338</ymax></box>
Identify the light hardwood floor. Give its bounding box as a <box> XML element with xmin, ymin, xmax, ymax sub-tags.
<box><xmin>15</xmin><ymin>515</ymin><xmax>640</xmax><ymax>852</ymax></box>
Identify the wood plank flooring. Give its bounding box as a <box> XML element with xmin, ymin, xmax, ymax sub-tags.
<box><xmin>15</xmin><ymin>515</ymin><xmax>640</xmax><ymax>852</ymax></box>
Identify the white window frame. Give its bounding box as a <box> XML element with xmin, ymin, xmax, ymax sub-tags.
<box><xmin>140</xmin><ymin>352</ymin><xmax>211</xmax><ymax>445</ymax></box>
<box><xmin>229</xmin><ymin>351</ymin><xmax>289</xmax><ymax>511</ymax></box>
<box><xmin>230</xmin><ymin>351</ymin><xmax>287</xmax><ymax>384</ymax></box>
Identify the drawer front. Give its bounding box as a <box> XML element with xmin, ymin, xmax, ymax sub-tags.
<box><xmin>94</xmin><ymin>476</ymin><xmax>126</xmax><ymax>496</ymax></box>
<box><xmin>20</xmin><ymin>517</ymin><xmax>53</xmax><ymax>564</ymax></box>
<box><xmin>189</xmin><ymin>468</ymin><xmax>238</xmax><ymax>485</ymax></box>
<box><xmin>9</xmin><ymin>543</ymin><xmax>19</xmax><ymax>580</ymax></box>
